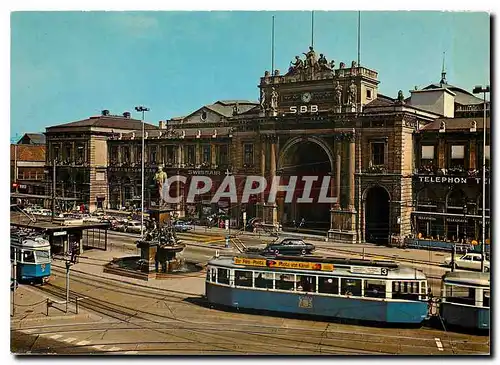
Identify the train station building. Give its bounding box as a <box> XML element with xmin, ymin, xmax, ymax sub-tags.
<box><xmin>42</xmin><ymin>48</ymin><xmax>490</xmax><ymax>244</ymax></box>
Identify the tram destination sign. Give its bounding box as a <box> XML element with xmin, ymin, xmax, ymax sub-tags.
<box><xmin>350</xmin><ymin>266</ymin><xmax>388</xmax><ymax>276</ymax></box>
<box><xmin>234</xmin><ymin>257</ymin><xmax>334</xmax><ymax>271</ymax></box>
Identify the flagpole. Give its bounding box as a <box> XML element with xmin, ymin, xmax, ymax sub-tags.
<box><xmin>271</xmin><ymin>15</ymin><xmax>275</xmax><ymax>73</ymax></box>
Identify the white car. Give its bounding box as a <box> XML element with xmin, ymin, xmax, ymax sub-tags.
<box><xmin>443</xmin><ymin>253</ymin><xmax>490</xmax><ymax>272</ymax></box>
<box><xmin>125</xmin><ymin>221</ymin><xmax>143</xmax><ymax>234</ymax></box>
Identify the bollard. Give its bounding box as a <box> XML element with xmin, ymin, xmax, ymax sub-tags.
<box><xmin>225</xmin><ymin>236</ymin><xmax>230</xmax><ymax>249</ymax></box>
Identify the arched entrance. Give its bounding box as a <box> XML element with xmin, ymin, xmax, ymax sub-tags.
<box><xmin>278</xmin><ymin>137</ymin><xmax>333</xmax><ymax>231</ymax></box>
<box><xmin>364</xmin><ymin>186</ymin><xmax>390</xmax><ymax>244</ymax></box>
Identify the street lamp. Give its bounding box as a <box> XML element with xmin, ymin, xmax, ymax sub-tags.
<box><xmin>135</xmin><ymin>106</ymin><xmax>150</xmax><ymax>239</ymax></box>
<box><xmin>472</xmin><ymin>85</ymin><xmax>490</xmax><ymax>273</ymax></box>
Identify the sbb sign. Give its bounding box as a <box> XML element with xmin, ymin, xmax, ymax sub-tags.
<box><xmin>289</xmin><ymin>105</ymin><xmax>319</xmax><ymax>114</ymax></box>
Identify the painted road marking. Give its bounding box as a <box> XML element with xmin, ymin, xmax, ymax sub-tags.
<box><xmin>63</xmin><ymin>338</ymin><xmax>77</xmax><ymax>343</ymax></box>
<box><xmin>76</xmin><ymin>340</ymin><xmax>91</xmax><ymax>346</ymax></box>
<box><xmin>107</xmin><ymin>347</ymin><xmax>122</xmax><ymax>351</ymax></box>
<box><xmin>123</xmin><ymin>351</ymin><xmax>138</xmax><ymax>354</ymax></box>
<box><xmin>434</xmin><ymin>338</ymin><xmax>444</xmax><ymax>351</ymax></box>
<box><xmin>50</xmin><ymin>334</ymin><xmax>63</xmax><ymax>340</ymax></box>
<box><xmin>92</xmin><ymin>345</ymin><xmax>105</xmax><ymax>349</ymax></box>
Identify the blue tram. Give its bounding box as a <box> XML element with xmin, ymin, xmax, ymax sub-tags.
<box><xmin>11</xmin><ymin>231</ymin><xmax>51</xmax><ymax>284</ymax></box>
<box><xmin>440</xmin><ymin>271</ymin><xmax>490</xmax><ymax>330</ymax></box>
<box><xmin>206</xmin><ymin>255</ymin><xmax>429</xmax><ymax>324</ymax></box>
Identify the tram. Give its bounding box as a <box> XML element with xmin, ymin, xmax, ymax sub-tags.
<box><xmin>440</xmin><ymin>271</ymin><xmax>490</xmax><ymax>330</ymax></box>
<box><xmin>206</xmin><ymin>254</ymin><xmax>429</xmax><ymax>324</ymax></box>
<box><xmin>11</xmin><ymin>231</ymin><xmax>51</xmax><ymax>284</ymax></box>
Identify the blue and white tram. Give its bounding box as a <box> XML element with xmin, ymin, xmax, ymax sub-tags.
<box><xmin>206</xmin><ymin>255</ymin><xmax>429</xmax><ymax>324</ymax></box>
<box><xmin>11</xmin><ymin>232</ymin><xmax>51</xmax><ymax>284</ymax></box>
<box><xmin>440</xmin><ymin>271</ymin><xmax>490</xmax><ymax>330</ymax></box>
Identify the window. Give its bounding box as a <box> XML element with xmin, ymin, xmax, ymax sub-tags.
<box><xmin>445</xmin><ymin>284</ymin><xmax>475</xmax><ymax>306</ymax></box>
<box><xmin>186</xmin><ymin>145</ymin><xmax>196</xmax><ymax>165</ymax></box>
<box><xmin>341</xmin><ymin>278</ymin><xmax>362</xmax><ymax>296</ymax></box>
<box><xmin>96</xmin><ymin>172</ymin><xmax>105</xmax><ymax>181</ymax></box>
<box><xmin>450</xmin><ymin>145</ymin><xmax>465</xmax><ymax>169</ymax></box>
<box><xmin>123</xmin><ymin>146</ymin><xmax>130</xmax><ymax>164</ymax></box>
<box><xmin>53</xmin><ymin>145</ymin><xmax>60</xmax><ymax>162</ymax></box>
<box><xmin>217</xmin><ymin>268</ymin><xmax>229</xmax><ymax>285</ymax></box>
<box><xmin>276</xmin><ymin>273</ymin><xmax>295</xmax><ymax>291</ymax></box>
<box><xmin>371</xmin><ymin>142</ymin><xmax>385</xmax><ymax>166</ymax></box>
<box><xmin>254</xmin><ymin>271</ymin><xmax>274</xmax><ymax>289</ymax></box>
<box><xmin>296</xmin><ymin>275</ymin><xmax>316</xmax><ymax>292</ymax></box>
<box><xmin>485</xmin><ymin>145</ymin><xmax>490</xmax><ymax>162</ymax></box>
<box><xmin>166</xmin><ymin>146</ymin><xmax>175</xmax><ymax>165</ymax></box>
<box><xmin>111</xmin><ymin>146</ymin><xmax>118</xmax><ymax>164</ymax></box>
<box><xmin>207</xmin><ymin>267</ymin><xmax>216</xmax><ymax>282</ymax></box>
<box><xmin>22</xmin><ymin>250</ymin><xmax>35</xmax><ymax>263</ymax></box>
<box><xmin>364</xmin><ymin>279</ymin><xmax>386</xmax><ymax>298</ymax></box>
<box><xmin>76</xmin><ymin>144</ymin><xmax>85</xmax><ymax>164</ymax></box>
<box><xmin>150</xmin><ymin>146</ymin><xmax>157</xmax><ymax>164</ymax></box>
<box><xmin>235</xmin><ymin>270</ymin><xmax>253</xmax><ymax>287</ymax></box>
<box><xmin>217</xmin><ymin>145</ymin><xmax>229</xmax><ymax>166</ymax></box>
<box><xmin>366</xmin><ymin>89</ymin><xmax>372</xmax><ymax>99</ymax></box>
<box><xmin>392</xmin><ymin>281</ymin><xmax>420</xmax><ymax>300</ymax></box>
<box><xmin>421</xmin><ymin>145</ymin><xmax>435</xmax><ymax>163</ymax></box>
<box><xmin>35</xmin><ymin>250</ymin><xmax>50</xmax><ymax>263</ymax></box>
<box><xmin>244</xmin><ymin>144</ymin><xmax>254</xmax><ymax>166</ymax></box>
<box><xmin>318</xmin><ymin>276</ymin><xmax>339</xmax><ymax>295</ymax></box>
<box><xmin>202</xmin><ymin>145</ymin><xmax>211</xmax><ymax>164</ymax></box>
<box><xmin>483</xmin><ymin>290</ymin><xmax>490</xmax><ymax>308</ymax></box>
<box><xmin>64</xmin><ymin>144</ymin><xmax>72</xmax><ymax>163</ymax></box>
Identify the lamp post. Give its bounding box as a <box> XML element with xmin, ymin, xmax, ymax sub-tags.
<box><xmin>472</xmin><ymin>85</ymin><xmax>490</xmax><ymax>273</ymax></box>
<box><xmin>135</xmin><ymin>106</ymin><xmax>150</xmax><ymax>239</ymax></box>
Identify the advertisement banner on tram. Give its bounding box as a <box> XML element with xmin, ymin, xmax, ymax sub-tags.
<box><xmin>233</xmin><ymin>257</ymin><xmax>334</xmax><ymax>271</ymax></box>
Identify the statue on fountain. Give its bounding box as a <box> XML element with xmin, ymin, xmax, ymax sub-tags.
<box><xmin>154</xmin><ymin>165</ymin><xmax>168</xmax><ymax>205</ymax></box>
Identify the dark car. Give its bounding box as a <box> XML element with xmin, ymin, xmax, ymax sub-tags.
<box><xmin>262</xmin><ymin>238</ymin><xmax>315</xmax><ymax>256</ymax></box>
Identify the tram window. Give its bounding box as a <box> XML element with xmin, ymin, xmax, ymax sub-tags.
<box><xmin>23</xmin><ymin>251</ymin><xmax>35</xmax><ymax>263</ymax></box>
<box><xmin>276</xmin><ymin>274</ymin><xmax>295</xmax><ymax>291</ymax></box>
<box><xmin>483</xmin><ymin>290</ymin><xmax>490</xmax><ymax>308</ymax></box>
<box><xmin>210</xmin><ymin>268</ymin><xmax>216</xmax><ymax>282</ymax></box>
<box><xmin>341</xmin><ymin>278</ymin><xmax>362</xmax><ymax>296</ymax></box>
<box><xmin>445</xmin><ymin>285</ymin><xmax>475</xmax><ymax>305</ymax></box>
<box><xmin>35</xmin><ymin>250</ymin><xmax>50</xmax><ymax>263</ymax></box>
<box><xmin>364</xmin><ymin>280</ymin><xmax>386</xmax><ymax>298</ymax></box>
<box><xmin>254</xmin><ymin>272</ymin><xmax>274</xmax><ymax>289</ymax></box>
<box><xmin>392</xmin><ymin>281</ymin><xmax>419</xmax><ymax>300</ymax></box>
<box><xmin>217</xmin><ymin>268</ymin><xmax>230</xmax><ymax>285</ymax></box>
<box><xmin>296</xmin><ymin>275</ymin><xmax>316</xmax><ymax>292</ymax></box>
<box><xmin>10</xmin><ymin>248</ymin><xmax>15</xmax><ymax>261</ymax></box>
<box><xmin>235</xmin><ymin>270</ymin><xmax>253</xmax><ymax>287</ymax></box>
<box><xmin>318</xmin><ymin>276</ymin><xmax>339</xmax><ymax>295</ymax></box>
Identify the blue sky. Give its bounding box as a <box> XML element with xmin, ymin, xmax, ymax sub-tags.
<box><xmin>10</xmin><ymin>11</ymin><xmax>490</xmax><ymax>140</ymax></box>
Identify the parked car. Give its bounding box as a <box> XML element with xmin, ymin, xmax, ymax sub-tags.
<box><xmin>262</xmin><ymin>238</ymin><xmax>315</xmax><ymax>256</ymax></box>
<box><xmin>173</xmin><ymin>221</ymin><xmax>192</xmax><ymax>233</ymax></box>
<box><xmin>443</xmin><ymin>253</ymin><xmax>490</xmax><ymax>272</ymax></box>
<box><xmin>113</xmin><ymin>219</ymin><xmax>128</xmax><ymax>232</ymax></box>
<box><xmin>125</xmin><ymin>221</ymin><xmax>143</xmax><ymax>234</ymax></box>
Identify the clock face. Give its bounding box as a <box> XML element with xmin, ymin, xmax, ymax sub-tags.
<box><xmin>301</xmin><ymin>92</ymin><xmax>312</xmax><ymax>103</ymax></box>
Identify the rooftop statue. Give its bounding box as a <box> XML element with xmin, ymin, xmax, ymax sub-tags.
<box><xmin>334</xmin><ymin>81</ymin><xmax>343</xmax><ymax>105</ymax></box>
<box><xmin>303</xmin><ymin>46</ymin><xmax>318</xmax><ymax>69</ymax></box>
<box><xmin>318</xmin><ymin>54</ymin><xmax>332</xmax><ymax>71</ymax></box>
<box><xmin>288</xmin><ymin>55</ymin><xmax>304</xmax><ymax>75</ymax></box>
<box><xmin>347</xmin><ymin>80</ymin><xmax>357</xmax><ymax>105</ymax></box>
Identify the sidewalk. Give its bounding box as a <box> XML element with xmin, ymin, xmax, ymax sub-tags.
<box><xmin>10</xmin><ymin>285</ymin><xmax>101</xmax><ymax>330</ymax></box>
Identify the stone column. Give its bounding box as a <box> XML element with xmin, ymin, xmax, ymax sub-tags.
<box><xmin>118</xmin><ymin>145</ymin><xmax>122</xmax><ymax>165</ymax></box>
<box><xmin>348</xmin><ymin>134</ymin><xmax>356</xmax><ymax>211</ymax></box>
<box><xmin>260</xmin><ymin>137</ymin><xmax>266</xmax><ymax>208</ymax></box>
<box><xmin>177</xmin><ymin>145</ymin><xmax>182</xmax><ymax>167</ymax></box>
<box><xmin>335</xmin><ymin>141</ymin><xmax>342</xmax><ymax>208</ymax></box>
<box><xmin>211</xmin><ymin>143</ymin><xmax>216</xmax><ymax>167</ymax></box>
<box><xmin>438</xmin><ymin>138</ymin><xmax>445</xmax><ymax>169</ymax></box>
<box><xmin>469</xmin><ymin>139</ymin><xmax>476</xmax><ymax>170</ymax></box>
<box><xmin>269</xmin><ymin>138</ymin><xmax>278</xmax><ymax>226</ymax></box>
